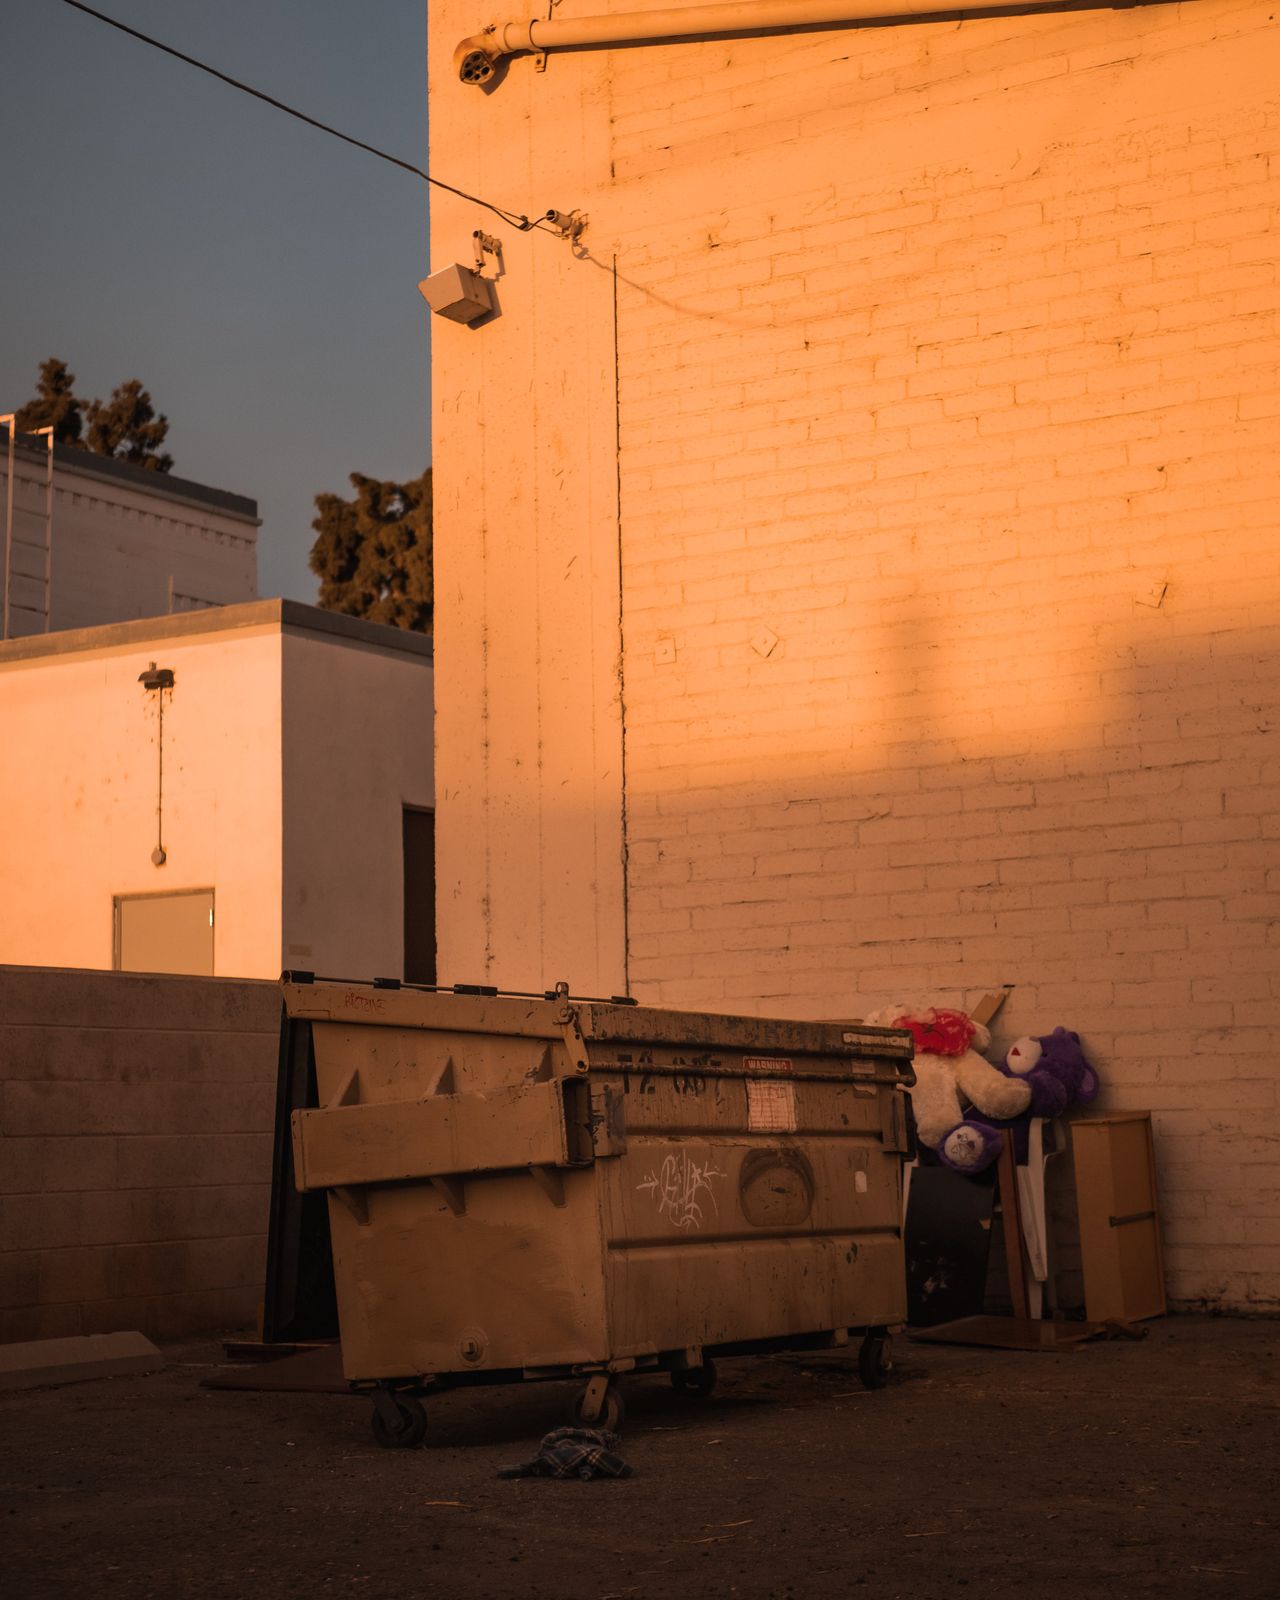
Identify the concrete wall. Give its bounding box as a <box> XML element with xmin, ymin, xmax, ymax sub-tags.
<box><xmin>1</xmin><ymin>434</ymin><xmax>258</xmax><ymax>638</ymax></box>
<box><xmin>281</xmin><ymin>628</ymin><xmax>435</xmax><ymax>980</ymax></box>
<box><xmin>0</xmin><ymin>966</ymin><xmax>278</xmax><ymax>1343</ymax></box>
<box><xmin>0</xmin><ymin>617</ymin><xmax>284</xmax><ymax>977</ymax></box>
<box><xmin>428</xmin><ymin>0</ymin><xmax>1280</xmax><ymax>1308</ymax></box>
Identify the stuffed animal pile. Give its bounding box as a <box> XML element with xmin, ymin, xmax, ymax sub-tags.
<box><xmin>865</xmin><ymin>1006</ymin><xmax>1099</xmax><ymax>1174</ymax></box>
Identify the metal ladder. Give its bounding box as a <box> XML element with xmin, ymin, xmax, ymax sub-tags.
<box><xmin>2</xmin><ymin>415</ymin><xmax>54</xmax><ymax>639</ymax></box>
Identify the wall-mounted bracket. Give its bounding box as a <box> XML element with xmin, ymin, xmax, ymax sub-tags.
<box><xmin>332</xmin><ymin>1185</ymin><xmax>369</xmax><ymax>1226</ymax></box>
<box><xmin>472</xmin><ymin>231</ymin><xmax>504</xmax><ymax>276</ymax></box>
<box><xmin>529</xmin><ymin>1164</ymin><xmax>566</xmax><ymax>1206</ymax></box>
<box><xmin>543</xmin><ymin>209</ymin><xmax>588</xmax><ymax>247</ymax></box>
<box><xmin>431</xmin><ymin>1175</ymin><xmax>467</xmax><ymax>1215</ymax></box>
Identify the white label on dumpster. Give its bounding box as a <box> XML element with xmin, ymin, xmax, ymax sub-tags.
<box><xmin>744</xmin><ymin>1056</ymin><xmax>792</xmax><ymax>1074</ymax></box>
<box><xmin>747</xmin><ymin>1079</ymin><xmax>797</xmax><ymax>1132</ymax></box>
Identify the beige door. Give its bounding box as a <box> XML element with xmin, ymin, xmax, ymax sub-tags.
<box><xmin>114</xmin><ymin>890</ymin><xmax>215</xmax><ymax>976</ymax></box>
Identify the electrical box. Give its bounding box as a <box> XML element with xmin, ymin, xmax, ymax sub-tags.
<box><xmin>417</xmin><ymin>264</ymin><xmax>494</xmax><ymax>325</ymax></box>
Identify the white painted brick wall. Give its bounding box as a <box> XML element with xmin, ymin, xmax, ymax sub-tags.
<box><xmin>428</xmin><ymin>1</ymin><xmax>1278</xmax><ymax>1309</ymax></box>
<box><xmin>608</xmin><ymin>3</ymin><xmax>1280</xmax><ymax>1310</ymax></box>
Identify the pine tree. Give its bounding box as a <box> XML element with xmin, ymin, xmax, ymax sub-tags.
<box><xmin>84</xmin><ymin>380</ymin><xmax>173</xmax><ymax>472</ymax></box>
<box><xmin>309</xmin><ymin>469</ymin><xmax>432</xmax><ymax>634</ymax></box>
<box><xmin>12</xmin><ymin>361</ymin><xmax>175</xmax><ymax>472</ymax></box>
<box><xmin>13</xmin><ymin>358</ymin><xmax>84</xmax><ymax>444</ymax></box>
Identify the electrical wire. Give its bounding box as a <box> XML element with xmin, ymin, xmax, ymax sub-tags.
<box><xmin>58</xmin><ymin>0</ymin><xmax>551</xmax><ymax>234</ymax></box>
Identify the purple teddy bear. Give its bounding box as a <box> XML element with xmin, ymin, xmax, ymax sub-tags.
<box><xmin>964</xmin><ymin>1028</ymin><xmax>1101</xmax><ymax>1166</ymax></box>
<box><xmin>1001</xmin><ymin>1028</ymin><xmax>1100</xmax><ymax>1116</ymax></box>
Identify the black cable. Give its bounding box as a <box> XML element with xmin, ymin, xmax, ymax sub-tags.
<box><xmin>58</xmin><ymin>0</ymin><xmax>544</xmax><ymax>233</ymax></box>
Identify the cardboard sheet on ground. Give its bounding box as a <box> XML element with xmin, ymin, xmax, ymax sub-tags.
<box><xmin>908</xmin><ymin>1315</ymin><xmax>1122</xmax><ymax>1351</ymax></box>
<box><xmin>201</xmin><ymin>1344</ymin><xmax>348</xmax><ymax>1394</ymax></box>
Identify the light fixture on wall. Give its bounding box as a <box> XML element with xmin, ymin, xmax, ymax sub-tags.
<box><xmin>416</xmin><ymin>228</ymin><xmax>512</xmax><ymax>326</ymax></box>
<box><xmin>418</xmin><ymin>262</ymin><xmax>495</xmax><ymax>325</ymax></box>
<box><xmin>138</xmin><ymin>662</ymin><xmax>175</xmax><ymax>866</ymax></box>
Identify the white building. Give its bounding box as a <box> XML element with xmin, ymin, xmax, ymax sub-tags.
<box><xmin>1</xmin><ymin>430</ymin><xmax>258</xmax><ymax>638</ymax></box>
<box><xmin>0</xmin><ymin>600</ymin><xmax>435</xmax><ymax>982</ymax></box>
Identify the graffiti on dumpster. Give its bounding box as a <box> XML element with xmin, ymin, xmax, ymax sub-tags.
<box><xmin>636</xmin><ymin>1151</ymin><xmax>727</xmax><ymax>1230</ymax></box>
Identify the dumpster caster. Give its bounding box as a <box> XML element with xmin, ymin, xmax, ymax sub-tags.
<box><xmin>671</xmin><ymin>1358</ymin><xmax>717</xmax><ymax>1398</ymax></box>
<box><xmin>858</xmin><ymin>1331</ymin><xmax>893</xmax><ymax>1390</ymax></box>
<box><xmin>571</xmin><ymin>1376</ymin><xmax>625</xmax><ymax>1433</ymax></box>
<box><xmin>371</xmin><ymin>1390</ymin><xmax>428</xmax><ymax>1449</ymax></box>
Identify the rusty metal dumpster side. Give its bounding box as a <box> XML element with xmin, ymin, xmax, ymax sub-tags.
<box><xmin>574</xmin><ymin>1008</ymin><xmax>913</xmax><ymax>1358</ymax></box>
<box><xmin>283</xmin><ymin>983</ymin><xmax>610</xmax><ymax>1382</ymax></box>
<box><xmin>280</xmin><ymin>982</ymin><xmax>914</xmax><ymax>1389</ymax></box>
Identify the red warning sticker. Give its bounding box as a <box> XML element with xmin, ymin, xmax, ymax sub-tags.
<box><xmin>744</xmin><ymin>1056</ymin><xmax>793</xmax><ymax>1074</ymax></box>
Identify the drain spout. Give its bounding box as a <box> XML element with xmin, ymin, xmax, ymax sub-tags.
<box><xmin>456</xmin><ymin>0</ymin><xmax>1167</xmax><ymax>86</ymax></box>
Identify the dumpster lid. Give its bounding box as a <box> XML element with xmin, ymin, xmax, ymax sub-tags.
<box><xmin>575</xmin><ymin>1001</ymin><xmax>912</xmax><ymax>1058</ymax></box>
<box><xmin>279</xmin><ymin>978</ymin><xmax>912</xmax><ymax>1061</ymax></box>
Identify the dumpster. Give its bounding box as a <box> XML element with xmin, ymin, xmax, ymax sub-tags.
<box><xmin>264</xmin><ymin>976</ymin><xmax>915</xmax><ymax>1446</ymax></box>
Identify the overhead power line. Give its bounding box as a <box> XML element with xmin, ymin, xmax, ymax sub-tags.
<box><xmin>58</xmin><ymin>0</ymin><xmax>549</xmax><ymax>233</ymax></box>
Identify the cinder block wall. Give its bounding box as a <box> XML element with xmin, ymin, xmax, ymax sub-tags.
<box><xmin>428</xmin><ymin>1</ymin><xmax>1279</xmax><ymax>1310</ymax></box>
<box><xmin>0</xmin><ymin>967</ymin><xmax>279</xmax><ymax>1342</ymax></box>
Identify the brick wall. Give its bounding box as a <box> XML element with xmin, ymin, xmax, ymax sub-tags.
<box><xmin>0</xmin><ymin>967</ymin><xmax>279</xmax><ymax>1342</ymax></box>
<box><xmin>427</xmin><ymin>1</ymin><xmax>1279</xmax><ymax>1309</ymax></box>
<box><xmin>612</xmin><ymin>3</ymin><xmax>1279</xmax><ymax>1310</ymax></box>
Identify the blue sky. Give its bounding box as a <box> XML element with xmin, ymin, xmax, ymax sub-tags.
<box><xmin>1</xmin><ymin>1</ymin><xmax>431</xmax><ymax>600</ymax></box>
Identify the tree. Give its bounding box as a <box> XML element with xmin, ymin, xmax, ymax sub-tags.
<box><xmin>12</xmin><ymin>360</ymin><xmax>174</xmax><ymax>472</ymax></box>
<box><xmin>309</xmin><ymin>469</ymin><xmax>432</xmax><ymax>634</ymax></box>
<box><xmin>13</xmin><ymin>358</ymin><xmax>84</xmax><ymax>444</ymax></box>
<box><xmin>84</xmin><ymin>379</ymin><xmax>173</xmax><ymax>472</ymax></box>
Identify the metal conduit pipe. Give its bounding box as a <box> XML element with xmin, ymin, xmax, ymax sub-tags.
<box><xmin>455</xmin><ymin>0</ymin><xmax>1154</xmax><ymax>84</ymax></box>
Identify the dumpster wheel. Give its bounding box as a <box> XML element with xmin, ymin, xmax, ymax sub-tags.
<box><xmin>670</xmin><ymin>1358</ymin><xmax>717</xmax><ymax>1399</ymax></box>
<box><xmin>571</xmin><ymin>1378</ymin><xmax>625</xmax><ymax>1433</ymax></box>
<box><xmin>371</xmin><ymin>1391</ymin><xmax>428</xmax><ymax>1449</ymax></box>
<box><xmin>858</xmin><ymin>1331</ymin><xmax>893</xmax><ymax>1390</ymax></box>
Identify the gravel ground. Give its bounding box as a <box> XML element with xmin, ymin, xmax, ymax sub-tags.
<box><xmin>5</xmin><ymin>1315</ymin><xmax>1278</xmax><ymax>1600</ymax></box>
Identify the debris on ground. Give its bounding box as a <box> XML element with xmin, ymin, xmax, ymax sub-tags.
<box><xmin>497</xmin><ymin>1426</ymin><xmax>633</xmax><ymax>1481</ymax></box>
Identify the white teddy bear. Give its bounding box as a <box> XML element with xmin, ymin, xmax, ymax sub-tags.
<box><xmin>864</xmin><ymin>1004</ymin><xmax>1031</xmax><ymax>1172</ymax></box>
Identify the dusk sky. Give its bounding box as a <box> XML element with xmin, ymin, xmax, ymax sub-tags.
<box><xmin>2</xmin><ymin>1</ymin><xmax>432</xmax><ymax>601</ymax></box>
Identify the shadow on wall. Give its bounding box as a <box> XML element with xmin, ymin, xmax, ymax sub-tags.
<box><xmin>622</xmin><ymin>603</ymin><xmax>1279</xmax><ymax>1311</ymax></box>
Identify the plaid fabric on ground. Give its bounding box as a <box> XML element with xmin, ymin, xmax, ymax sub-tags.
<box><xmin>497</xmin><ymin>1426</ymin><xmax>633</xmax><ymax>1481</ymax></box>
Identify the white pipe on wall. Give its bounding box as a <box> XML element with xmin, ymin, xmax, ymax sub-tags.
<box><xmin>455</xmin><ymin>0</ymin><xmax>1157</xmax><ymax>84</ymax></box>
